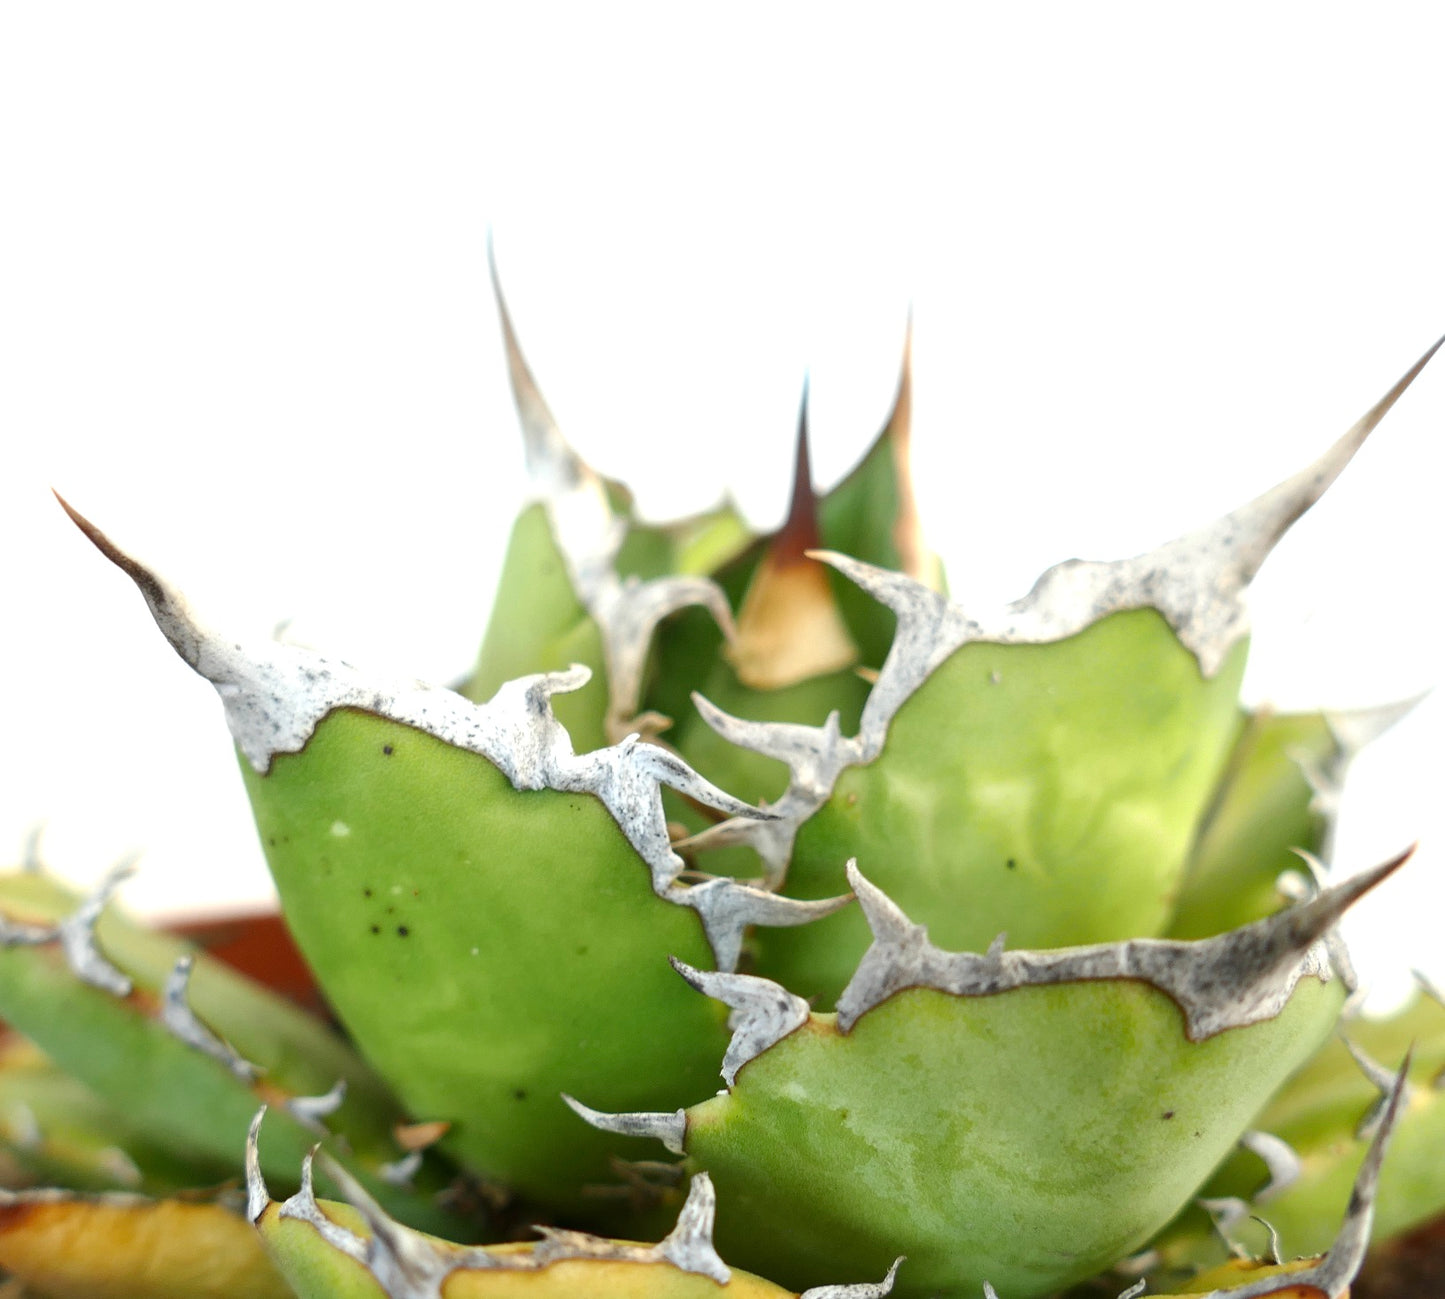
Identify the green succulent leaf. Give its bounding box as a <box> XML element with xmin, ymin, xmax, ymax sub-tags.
<box><xmin>0</xmin><ymin>868</ymin><xmax>450</xmax><ymax>1233</ymax></box>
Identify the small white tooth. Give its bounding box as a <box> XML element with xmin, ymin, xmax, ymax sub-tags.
<box><xmin>561</xmin><ymin>1094</ymin><xmax>687</xmax><ymax>1156</ymax></box>
<box><xmin>800</xmin><ymin>1255</ymin><xmax>906</xmax><ymax>1297</ymax></box>
<box><xmin>670</xmin><ymin>959</ymin><xmax>809</xmax><ymax>1087</ymax></box>
<box><xmin>278</xmin><ymin>1146</ymin><xmax>368</xmax><ymax>1265</ymax></box>
<box><xmin>378</xmin><ymin>1149</ymin><xmax>423</xmax><ymax>1188</ymax></box>
<box><xmin>57</xmin><ymin>862</ymin><xmax>135</xmax><ymax>997</ymax></box>
<box><xmin>656</xmin><ymin>1173</ymin><xmax>730</xmax><ymax>1285</ymax></box>
<box><xmin>285</xmin><ymin>1079</ymin><xmax>347</xmax><ymax>1133</ymax></box>
<box><xmin>1240</xmin><ymin>1130</ymin><xmax>1302</xmax><ymax>1203</ymax></box>
<box><xmin>162</xmin><ymin>955</ymin><xmax>261</xmax><ymax>1081</ymax></box>
<box><xmin>244</xmin><ymin>1107</ymin><xmax>269</xmax><ymax>1224</ymax></box>
<box><xmin>671</xmin><ymin>876</ymin><xmax>852</xmax><ymax>974</ymax></box>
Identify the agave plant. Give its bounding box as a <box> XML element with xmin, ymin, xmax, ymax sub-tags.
<box><xmin>0</xmin><ymin>265</ymin><xmax>1441</xmax><ymax>1299</ymax></box>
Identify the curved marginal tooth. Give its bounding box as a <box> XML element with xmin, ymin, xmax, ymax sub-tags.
<box><xmin>848</xmin><ymin>861</ymin><xmax>921</xmax><ymax>949</ymax></box>
<box><xmin>378</xmin><ymin>1150</ymin><xmax>423</xmax><ymax>1188</ymax></box>
<box><xmin>279</xmin><ymin>1147</ymin><xmax>368</xmax><ymax>1264</ymax></box>
<box><xmin>315</xmin><ymin>1148</ymin><xmax>485</xmax><ymax>1293</ymax></box>
<box><xmin>162</xmin><ymin>955</ymin><xmax>260</xmax><ymax>1081</ymax></box>
<box><xmin>1240</xmin><ymin>1130</ymin><xmax>1302</xmax><ymax>1204</ymax></box>
<box><xmin>1252</xmin><ymin>1214</ymin><xmax>1284</xmax><ymax>1266</ymax></box>
<box><xmin>244</xmin><ymin>1107</ymin><xmax>269</xmax><ymax>1224</ymax></box>
<box><xmin>561</xmin><ymin>1094</ymin><xmax>687</xmax><ymax>1156</ymax></box>
<box><xmin>631</xmin><ymin>743</ymin><xmax>775</xmax><ymax>824</ymax></box>
<box><xmin>657</xmin><ymin>1172</ymin><xmax>730</xmax><ymax>1285</ymax></box>
<box><xmin>837</xmin><ymin>852</ymin><xmax>1406</xmax><ymax>1038</ymax></box>
<box><xmin>1342</xmin><ymin>1034</ymin><xmax>1415</xmax><ymax>1138</ymax></box>
<box><xmin>285</xmin><ymin>1079</ymin><xmax>347</xmax><ymax>1134</ymax></box>
<box><xmin>58</xmin><ymin>862</ymin><xmax>135</xmax><ymax>997</ymax></box>
<box><xmin>1342</xmin><ymin>1035</ymin><xmax>1405</xmax><ymax>1097</ymax></box>
<box><xmin>811</xmin><ymin>551</ymin><xmax>974</xmax><ymax>750</ymax></box>
<box><xmin>809</xmin><ymin>551</ymin><xmax>951</xmax><ymax>625</ymax></box>
<box><xmin>670</xmin><ymin>958</ymin><xmax>809</xmax><ymax>1087</ymax></box>
<box><xmin>800</xmin><ymin>1255</ymin><xmax>906</xmax><ymax>1298</ymax></box>
<box><xmin>1198</xmin><ymin>1196</ymin><xmax>1253</xmax><ymax>1250</ymax></box>
<box><xmin>669</xmin><ymin>876</ymin><xmax>850</xmax><ymax>975</ymax></box>
<box><xmin>1114</xmin><ymin>1280</ymin><xmax>1147</xmax><ymax>1299</ymax></box>
<box><xmin>601</xmin><ymin>575</ymin><xmax>735</xmax><ymax>740</ymax></box>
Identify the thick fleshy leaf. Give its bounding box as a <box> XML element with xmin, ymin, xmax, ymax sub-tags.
<box><xmin>576</xmin><ymin>864</ymin><xmax>1389</xmax><ymax>1298</ymax></box>
<box><xmin>0</xmin><ymin>1191</ymin><xmax>289</xmax><ymax>1299</ymax></box>
<box><xmin>237</xmin><ymin>706</ymin><xmax>730</xmax><ymax>1205</ymax></box>
<box><xmin>760</xmin><ymin>609</ymin><xmax>1247</xmax><ymax>1002</ymax></box>
<box><xmin>0</xmin><ymin>1035</ymin><xmax>209</xmax><ymax>1195</ymax></box>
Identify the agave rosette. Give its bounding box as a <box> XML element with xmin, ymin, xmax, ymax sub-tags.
<box><xmin>3</xmin><ymin>275</ymin><xmax>1441</xmax><ymax>1298</ymax></box>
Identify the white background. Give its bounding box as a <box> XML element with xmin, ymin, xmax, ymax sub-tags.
<box><xmin>1</xmin><ymin>6</ymin><xmax>1441</xmax><ymax>1010</ymax></box>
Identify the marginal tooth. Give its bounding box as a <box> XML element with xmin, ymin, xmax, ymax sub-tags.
<box><xmin>670</xmin><ymin>876</ymin><xmax>851</xmax><ymax>975</ymax></box>
<box><xmin>603</xmin><ymin>575</ymin><xmax>735</xmax><ymax>739</ymax></box>
<box><xmin>162</xmin><ymin>955</ymin><xmax>261</xmax><ymax>1081</ymax></box>
<box><xmin>632</xmin><ymin>743</ymin><xmax>776</xmax><ymax>824</ymax></box>
<box><xmin>682</xmin><ymin>700</ymin><xmax>855</xmax><ymax>886</ymax></box>
<box><xmin>656</xmin><ymin>1172</ymin><xmax>730</xmax><ymax>1285</ymax></box>
<box><xmin>809</xmin><ymin>551</ymin><xmax>950</xmax><ymax>625</ymax></box>
<box><xmin>799</xmin><ymin>1255</ymin><xmax>906</xmax><ymax>1298</ymax></box>
<box><xmin>378</xmin><ymin>1150</ymin><xmax>423</xmax><ymax>1188</ymax></box>
<box><xmin>279</xmin><ymin>1147</ymin><xmax>368</xmax><ymax>1264</ymax></box>
<box><xmin>847</xmin><ymin>861</ymin><xmax>919</xmax><ymax>948</ymax></box>
<box><xmin>669</xmin><ymin>959</ymin><xmax>809</xmax><ymax>1087</ymax></box>
<box><xmin>1198</xmin><ymin>1196</ymin><xmax>1253</xmax><ymax>1253</ymax></box>
<box><xmin>244</xmin><ymin>1107</ymin><xmax>269</xmax><ymax>1224</ymax></box>
<box><xmin>58</xmin><ymin>862</ymin><xmax>135</xmax><ymax>997</ymax></box>
<box><xmin>690</xmin><ymin>693</ymin><xmax>850</xmax><ymax>777</ymax></box>
<box><xmin>315</xmin><ymin>1149</ymin><xmax>467</xmax><ymax>1292</ymax></box>
<box><xmin>1342</xmin><ymin>1034</ymin><xmax>1414</xmax><ymax>1138</ymax></box>
<box><xmin>1252</xmin><ymin>1215</ymin><xmax>1284</xmax><ymax>1266</ymax></box>
<box><xmin>285</xmin><ymin>1079</ymin><xmax>347</xmax><ymax>1134</ymax></box>
<box><xmin>837</xmin><ymin>852</ymin><xmax>1406</xmax><ymax>1038</ymax></box>
<box><xmin>560</xmin><ymin>1094</ymin><xmax>687</xmax><ymax>1156</ymax></box>
<box><xmin>1114</xmin><ymin>1281</ymin><xmax>1147</xmax><ymax>1299</ymax></box>
<box><xmin>1240</xmin><ymin>1130</ymin><xmax>1302</xmax><ymax>1203</ymax></box>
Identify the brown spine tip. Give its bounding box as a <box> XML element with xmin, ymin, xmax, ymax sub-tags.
<box><xmin>775</xmin><ymin>380</ymin><xmax>822</xmax><ymax>566</ymax></box>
